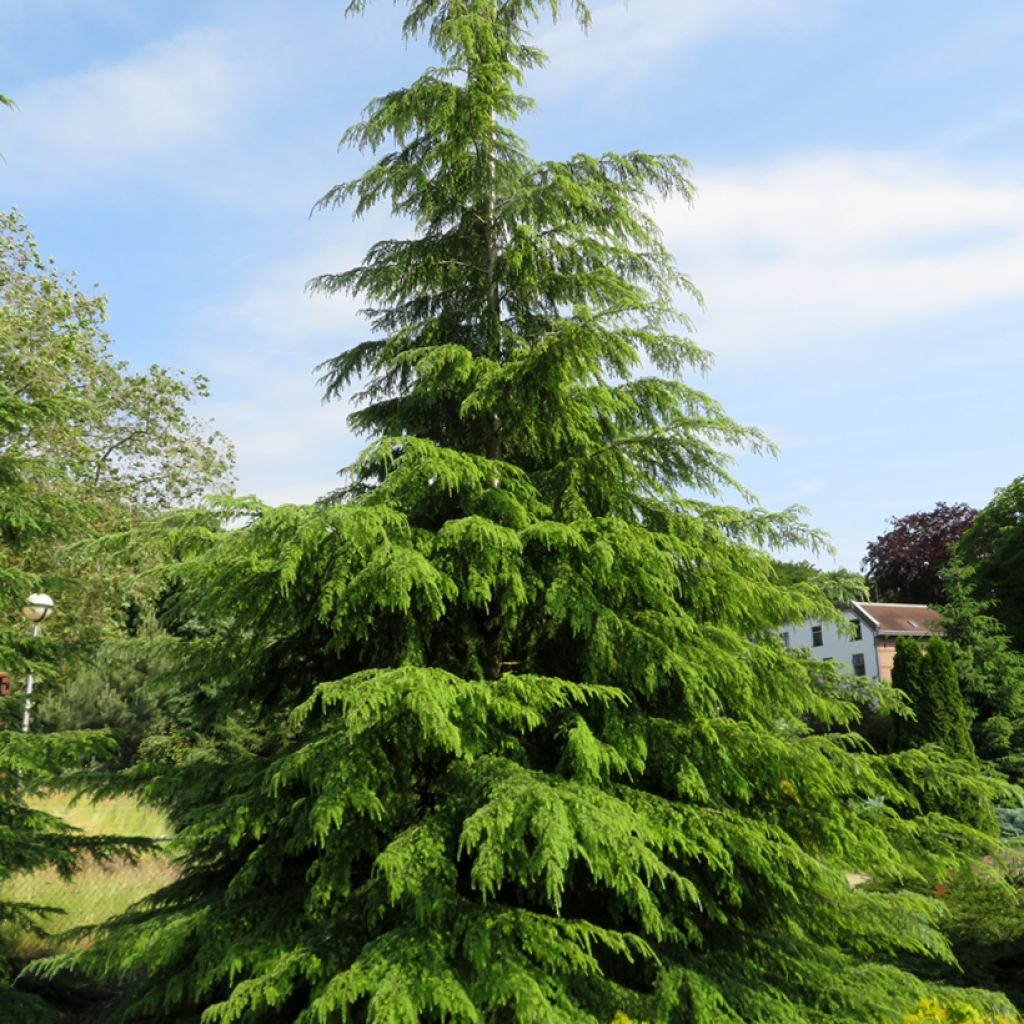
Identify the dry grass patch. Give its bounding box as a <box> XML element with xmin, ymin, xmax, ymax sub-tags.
<box><xmin>0</xmin><ymin>792</ymin><xmax>175</xmax><ymax>958</ymax></box>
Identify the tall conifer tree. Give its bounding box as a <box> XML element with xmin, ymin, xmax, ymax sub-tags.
<box><xmin>61</xmin><ymin>2</ymin><xmax>1012</xmax><ymax>1021</ymax></box>
<box><xmin>889</xmin><ymin>637</ymin><xmax>995</xmax><ymax>834</ymax></box>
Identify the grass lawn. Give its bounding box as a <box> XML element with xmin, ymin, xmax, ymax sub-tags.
<box><xmin>0</xmin><ymin>792</ymin><xmax>176</xmax><ymax>958</ymax></box>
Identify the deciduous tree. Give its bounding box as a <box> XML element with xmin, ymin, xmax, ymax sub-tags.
<box><xmin>1</xmin><ymin>207</ymin><xmax>234</xmax><ymax>663</ymax></box>
<box><xmin>958</xmin><ymin>477</ymin><xmax>1024</xmax><ymax>652</ymax></box>
<box><xmin>862</xmin><ymin>502</ymin><xmax>976</xmax><ymax>605</ymax></box>
<box><xmin>940</xmin><ymin>562</ymin><xmax>1024</xmax><ymax>781</ymax></box>
<box><xmin>0</xmin><ymin>213</ymin><xmax>171</xmax><ymax>1019</ymax></box>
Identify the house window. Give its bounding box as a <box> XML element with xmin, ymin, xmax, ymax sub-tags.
<box><xmin>849</xmin><ymin>619</ymin><xmax>862</xmax><ymax>641</ymax></box>
<box><xmin>811</xmin><ymin>625</ymin><xmax>823</xmax><ymax>648</ymax></box>
<box><xmin>852</xmin><ymin>653</ymin><xmax>866</xmax><ymax>677</ymax></box>
<box><xmin>780</xmin><ymin>631</ymin><xmax>790</xmax><ymax>648</ymax></box>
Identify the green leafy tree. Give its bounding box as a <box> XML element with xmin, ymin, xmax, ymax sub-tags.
<box><xmin>771</xmin><ymin>559</ymin><xmax>868</xmax><ymax>607</ymax></box>
<box><xmin>58</xmin><ymin>3</ymin><xmax>1013</xmax><ymax>1021</ymax></box>
<box><xmin>0</xmin><ymin>222</ymin><xmax>160</xmax><ymax>1019</ymax></box>
<box><xmin>0</xmin><ymin>209</ymin><xmax>234</xmax><ymax>516</ymax></box>
<box><xmin>1</xmin><ymin>208</ymin><xmax>234</xmax><ymax>731</ymax></box>
<box><xmin>940</xmin><ymin>563</ymin><xmax>1024</xmax><ymax>781</ymax></box>
<box><xmin>0</xmin><ymin>207</ymin><xmax>229</xmax><ymax>1011</ymax></box>
<box><xmin>958</xmin><ymin>477</ymin><xmax>1024</xmax><ymax>652</ymax></box>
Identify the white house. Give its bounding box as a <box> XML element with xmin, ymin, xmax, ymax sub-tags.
<box><xmin>781</xmin><ymin>602</ymin><xmax>942</xmax><ymax>681</ymax></box>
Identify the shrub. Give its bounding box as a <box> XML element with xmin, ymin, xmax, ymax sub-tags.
<box><xmin>902</xmin><ymin>997</ymin><xmax>1022</xmax><ymax>1023</ymax></box>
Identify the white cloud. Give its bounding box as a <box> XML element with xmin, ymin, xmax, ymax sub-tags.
<box><xmin>184</xmin><ymin>222</ymin><xmax>396</xmax><ymax>504</ymax></box>
<box><xmin>658</xmin><ymin>153</ymin><xmax>1024</xmax><ymax>355</ymax></box>
<box><xmin>537</xmin><ymin>0</ymin><xmax>839</xmax><ymax>92</ymax></box>
<box><xmin>205</xmin><ymin>391</ymin><xmax>361</xmax><ymax>506</ymax></box>
<box><xmin>199</xmin><ymin>248</ymin><xmax>363</xmax><ymax>353</ymax></box>
<box><xmin>197</xmin><ymin>149</ymin><xmax>1024</xmax><ymax>505</ymax></box>
<box><xmin>6</xmin><ymin>29</ymin><xmax>240</xmax><ymax>176</ymax></box>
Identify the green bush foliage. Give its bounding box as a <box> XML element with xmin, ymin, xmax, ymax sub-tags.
<box><xmin>938</xmin><ymin>851</ymin><xmax>1024</xmax><ymax>1004</ymax></box>
<box><xmin>902</xmin><ymin>997</ymin><xmax>1023</xmax><ymax>1023</ymax></box>
<box><xmin>958</xmin><ymin>477</ymin><xmax>1024</xmax><ymax>652</ymax></box>
<box><xmin>940</xmin><ymin>563</ymin><xmax>1024</xmax><ymax>782</ymax></box>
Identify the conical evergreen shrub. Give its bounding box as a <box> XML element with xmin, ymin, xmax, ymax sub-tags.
<box><xmin>890</xmin><ymin>637</ymin><xmax>974</xmax><ymax>759</ymax></box>
<box><xmin>891</xmin><ymin>638</ymin><xmax>926</xmax><ymax>753</ymax></box>
<box><xmin>55</xmin><ymin>2</ymin><xmax>1014</xmax><ymax>1021</ymax></box>
<box><xmin>889</xmin><ymin>635</ymin><xmax>998</xmax><ymax>833</ymax></box>
<box><xmin>922</xmin><ymin>637</ymin><xmax>975</xmax><ymax>760</ymax></box>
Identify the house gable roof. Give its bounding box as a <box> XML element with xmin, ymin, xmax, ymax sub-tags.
<box><xmin>851</xmin><ymin>602</ymin><xmax>941</xmax><ymax>637</ymax></box>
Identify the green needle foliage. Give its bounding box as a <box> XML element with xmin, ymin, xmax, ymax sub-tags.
<box><xmin>889</xmin><ymin>637</ymin><xmax>996</xmax><ymax>834</ymax></box>
<box><xmin>891</xmin><ymin>639</ymin><xmax>927</xmax><ymax>754</ymax></box>
<box><xmin>61</xmin><ymin>2</ymin><xmax>1012</xmax><ymax>1021</ymax></box>
<box><xmin>890</xmin><ymin>638</ymin><xmax>974</xmax><ymax>759</ymax></box>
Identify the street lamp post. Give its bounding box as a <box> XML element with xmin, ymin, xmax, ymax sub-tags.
<box><xmin>21</xmin><ymin>593</ymin><xmax>54</xmax><ymax>733</ymax></box>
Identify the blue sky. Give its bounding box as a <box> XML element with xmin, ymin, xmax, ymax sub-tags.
<box><xmin>3</xmin><ymin>0</ymin><xmax>1023</xmax><ymax>570</ymax></box>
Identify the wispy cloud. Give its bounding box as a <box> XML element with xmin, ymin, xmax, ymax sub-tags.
<box><xmin>4</xmin><ymin>29</ymin><xmax>240</xmax><ymax>181</ymax></box>
<box><xmin>183</xmin><ymin>224</ymin><xmax>391</xmax><ymax>503</ymax></box>
<box><xmin>204</xmin><ymin>389</ymin><xmax>361</xmax><ymax>507</ymax></box>
<box><xmin>197</xmin><ymin>247</ymin><xmax>364</xmax><ymax>354</ymax></box>
<box><xmin>194</xmin><ymin>148</ymin><xmax>1024</xmax><ymax>504</ymax></box>
<box><xmin>537</xmin><ymin>0</ymin><xmax>840</xmax><ymax>93</ymax></box>
<box><xmin>660</xmin><ymin>152</ymin><xmax>1024</xmax><ymax>355</ymax></box>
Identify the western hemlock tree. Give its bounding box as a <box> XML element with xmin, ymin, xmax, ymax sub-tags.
<box><xmin>61</xmin><ymin>2</ymin><xmax>1013</xmax><ymax>1021</ymax></box>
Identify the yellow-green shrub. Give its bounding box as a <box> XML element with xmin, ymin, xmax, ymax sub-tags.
<box><xmin>902</xmin><ymin>997</ymin><xmax>1023</xmax><ymax>1023</ymax></box>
